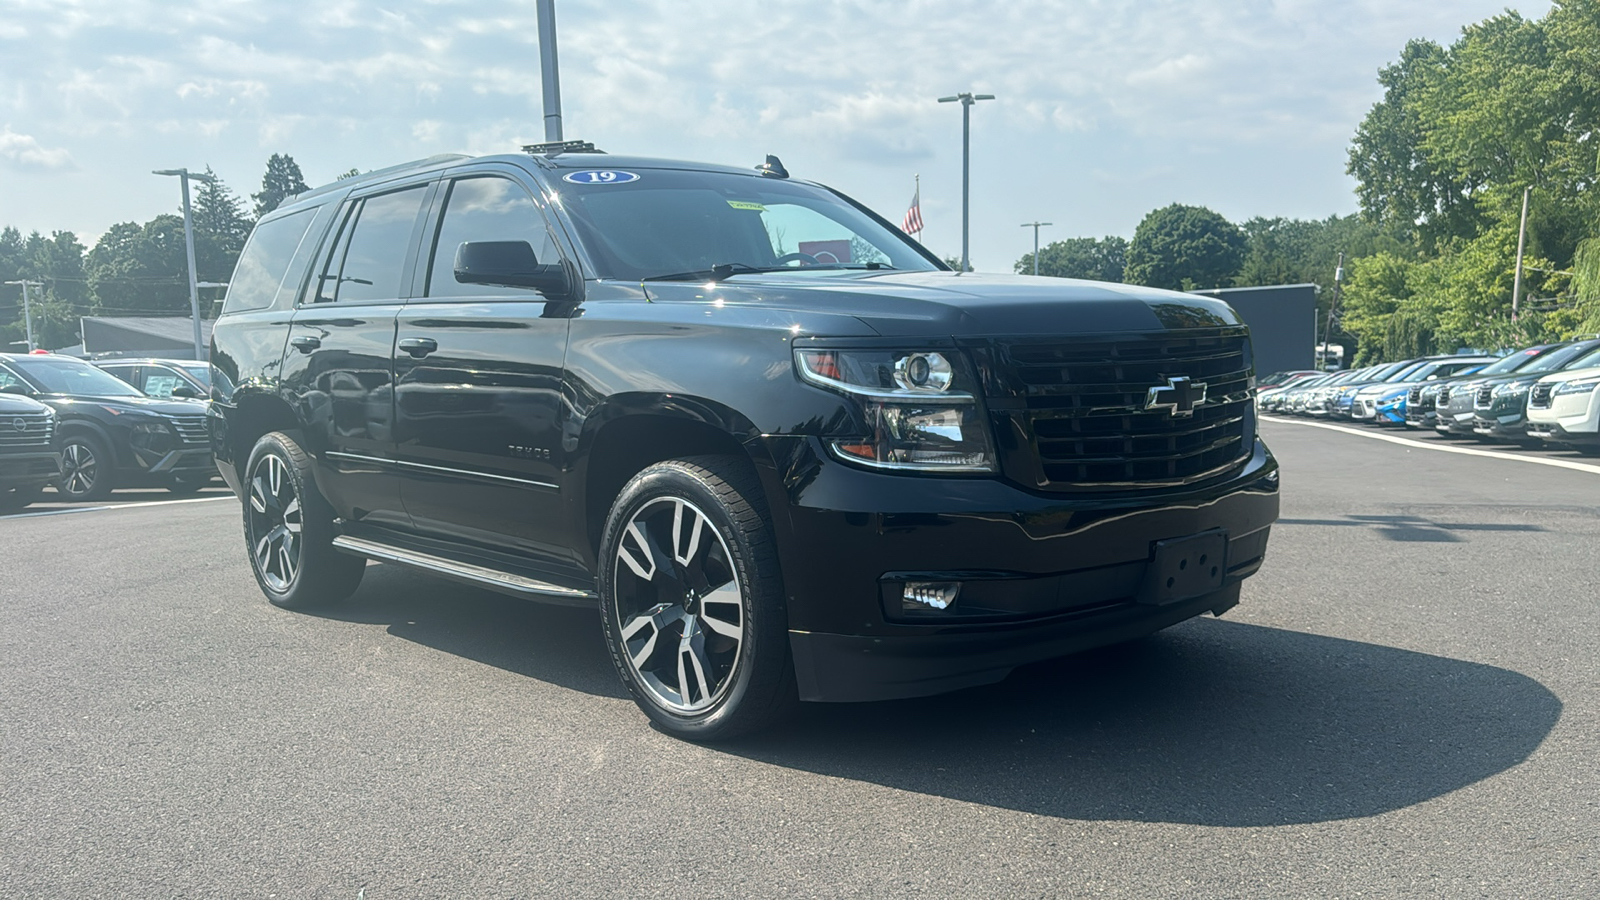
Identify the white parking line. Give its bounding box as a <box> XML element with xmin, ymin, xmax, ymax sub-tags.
<box><xmin>1261</xmin><ymin>416</ymin><xmax>1600</xmax><ymax>476</ymax></box>
<box><xmin>0</xmin><ymin>494</ymin><xmax>235</xmax><ymax>520</ymax></box>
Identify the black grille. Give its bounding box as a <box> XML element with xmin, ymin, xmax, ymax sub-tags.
<box><xmin>1475</xmin><ymin>385</ymin><xmax>1495</xmax><ymax>408</ymax></box>
<box><xmin>991</xmin><ymin>330</ymin><xmax>1253</xmax><ymax>490</ymax></box>
<box><xmin>1437</xmin><ymin>386</ymin><xmax>1452</xmax><ymax>405</ymax></box>
<box><xmin>0</xmin><ymin>411</ymin><xmax>53</xmax><ymax>448</ymax></box>
<box><xmin>1408</xmin><ymin>386</ymin><xmax>1424</xmax><ymax>406</ymax></box>
<box><xmin>169</xmin><ymin>415</ymin><xmax>208</xmax><ymax>444</ymax></box>
<box><xmin>1529</xmin><ymin>383</ymin><xmax>1554</xmax><ymax>409</ymax></box>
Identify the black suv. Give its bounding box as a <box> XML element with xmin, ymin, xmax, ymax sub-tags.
<box><xmin>0</xmin><ymin>353</ymin><xmax>214</xmax><ymax>500</ymax></box>
<box><xmin>210</xmin><ymin>147</ymin><xmax>1279</xmax><ymax>739</ymax></box>
<box><xmin>0</xmin><ymin>389</ymin><xmax>60</xmax><ymax>512</ymax></box>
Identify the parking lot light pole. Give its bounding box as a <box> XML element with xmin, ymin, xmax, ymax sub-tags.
<box><xmin>1020</xmin><ymin>222</ymin><xmax>1052</xmax><ymax>276</ymax></box>
<box><xmin>938</xmin><ymin>92</ymin><xmax>994</xmax><ymax>273</ymax></box>
<box><xmin>3</xmin><ymin>279</ymin><xmax>42</xmax><ymax>351</ymax></box>
<box><xmin>152</xmin><ymin>168</ymin><xmax>216</xmax><ymax>360</ymax></box>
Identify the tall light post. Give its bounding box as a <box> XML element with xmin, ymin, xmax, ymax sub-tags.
<box><xmin>537</xmin><ymin>0</ymin><xmax>564</xmax><ymax>142</ymax></box>
<box><xmin>1020</xmin><ymin>221</ymin><xmax>1052</xmax><ymax>276</ymax></box>
<box><xmin>937</xmin><ymin>91</ymin><xmax>994</xmax><ymax>273</ymax></box>
<box><xmin>152</xmin><ymin>168</ymin><xmax>216</xmax><ymax>360</ymax></box>
<box><xmin>3</xmin><ymin>279</ymin><xmax>42</xmax><ymax>351</ymax></box>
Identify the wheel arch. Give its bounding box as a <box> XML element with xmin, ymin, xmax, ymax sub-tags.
<box><xmin>222</xmin><ymin>391</ymin><xmax>303</xmax><ymax>485</ymax></box>
<box><xmin>574</xmin><ymin>394</ymin><xmax>769</xmax><ymax>568</ymax></box>
<box><xmin>54</xmin><ymin>416</ymin><xmax>122</xmax><ymax>468</ymax></box>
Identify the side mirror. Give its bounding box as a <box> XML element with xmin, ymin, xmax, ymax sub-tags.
<box><xmin>454</xmin><ymin>241</ymin><xmax>570</xmax><ymax>298</ymax></box>
<box><xmin>170</xmin><ymin>385</ymin><xmax>202</xmax><ymax>399</ymax></box>
<box><xmin>0</xmin><ymin>383</ymin><xmax>32</xmax><ymax>396</ymax></box>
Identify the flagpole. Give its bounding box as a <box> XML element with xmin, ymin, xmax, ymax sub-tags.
<box><xmin>914</xmin><ymin>173</ymin><xmax>921</xmax><ymax>242</ymax></box>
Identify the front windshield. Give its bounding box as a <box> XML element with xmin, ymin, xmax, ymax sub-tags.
<box><xmin>1477</xmin><ymin>348</ymin><xmax>1545</xmax><ymax>375</ymax></box>
<box><xmin>554</xmin><ymin>167</ymin><xmax>940</xmax><ymax>281</ymax></box>
<box><xmin>1383</xmin><ymin>361</ymin><xmax>1428</xmax><ymax>381</ymax></box>
<box><xmin>1564</xmin><ymin>346</ymin><xmax>1600</xmax><ymax>370</ymax></box>
<box><xmin>1522</xmin><ymin>342</ymin><xmax>1600</xmax><ymax>374</ymax></box>
<box><xmin>7</xmin><ymin>357</ymin><xmax>144</xmax><ymax>397</ymax></box>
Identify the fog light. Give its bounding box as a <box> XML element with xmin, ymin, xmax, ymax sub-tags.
<box><xmin>903</xmin><ymin>581</ymin><xmax>960</xmax><ymax>611</ymax></box>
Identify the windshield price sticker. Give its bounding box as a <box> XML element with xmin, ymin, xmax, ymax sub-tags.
<box><xmin>563</xmin><ymin>170</ymin><xmax>640</xmax><ymax>185</ymax></box>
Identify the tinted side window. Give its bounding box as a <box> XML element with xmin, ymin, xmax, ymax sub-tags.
<box><xmin>99</xmin><ymin>365</ymin><xmax>137</xmax><ymax>387</ymax></box>
<box><xmin>323</xmin><ymin>186</ymin><xmax>428</xmax><ymax>303</ymax></box>
<box><xmin>224</xmin><ymin>208</ymin><xmax>318</xmax><ymax>314</ymax></box>
<box><xmin>426</xmin><ymin>177</ymin><xmax>560</xmax><ymax>298</ymax></box>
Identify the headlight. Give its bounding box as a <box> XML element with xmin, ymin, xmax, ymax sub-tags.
<box><xmin>1555</xmin><ymin>378</ymin><xmax>1600</xmax><ymax>396</ymax></box>
<box><xmin>796</xmin><ymin>348</ymin><xmax>995</xmax><ymax>472</ymax></box>
<box><xmin>1492</xmin><ymin>382</ymin><xmax>1529</xmax><ymax>398</ymax></box>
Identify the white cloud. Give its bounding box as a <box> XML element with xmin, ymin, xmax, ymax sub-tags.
<box><xmin>0</xmin><ymin>127</ymin><xmax>74</xmax><ymax>171</ymax></box>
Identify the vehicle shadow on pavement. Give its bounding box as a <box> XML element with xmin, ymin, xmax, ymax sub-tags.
<box><xmin>308</xmin><ymin>564</ymin><xmax>627</xmax><ymax>700</ymax></box>
<box><xmin>1277</xmin><ymin>514</ymin><xmax>1546</xmax><ymax>543</ymax></box>
<box><xmin>724</xmin><ymin>617</ymin><xmax>1562</xmax><ymax>827</ymax></box>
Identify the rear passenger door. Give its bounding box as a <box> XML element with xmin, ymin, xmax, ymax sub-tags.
<box><xmin>279</xmin><ymin>182</ymin><xmax>434</xmax><ymax>530</ymax></box>
<box><xmin>393</xmin><ymin>169</ymin><xmax>578</xmax><ymax>572</ymax></box>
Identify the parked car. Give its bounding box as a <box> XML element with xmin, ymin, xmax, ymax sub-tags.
<box><xmin>1470</xmin><ymin>339</ymin><xmax>1600</xmax><ymax>442</ymax></box>
<box><xmin>1435</xmin><ymin>344</ymin><xmax>1564</xmax><ymax>437</ymax></box>
<box><xmin>1296</xmin><ymin>367</ymin><xmax>1376</xmax><ymax>416</ymax></box>
<box><xmin>95</xmin><ymin>358</ymin><xmax>209</xmax><ymax>400</ymax></box>
<box><xmin>1328</xmin><ymin>359</ymin><xmax>1424</xmax><ymax>419</ymax></box>
<box><xmin>0</xmin><ymin>389</ymin><xmax>60</xmax><ymax>512</ymax></box>
<box><xmin>1525</xmin><ymin>344</ymin><xmax>1600</xmax><ymax>454</ymax></box>
<box><xmin>1405</xmin><ymin>361</ymin><xmax>1499</xmax><ymax>430</ymax></box>
<box><xmin>1350</xmin><ymin>356</ymin><xmax>1497</xmax><ymax>424</ymax></box>
<box><xmin>210</xmin><ymin>147</ymin><xmax>1279</xmax><ymax>739</ymax></box>
<box><xmin>0</xmin><ymin>353</ymin><xmax>214</xmax><ymax>500</ymax></box>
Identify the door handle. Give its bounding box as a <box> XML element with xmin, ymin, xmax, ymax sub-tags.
<box><xmin>398</xmin><ymin>337</ymin><xmax>438</xmax><ymax>358</ymax></box>
<box><xmin>289</xmin><ymin>335</ymin><xmax>321</xmax><ymax>353</ymax></box>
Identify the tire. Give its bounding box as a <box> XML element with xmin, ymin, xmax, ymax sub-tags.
<box><xmin>241</xmin><ymin>431</ymin><xmax>365</xmax><ymax>609</ymax></box>
<box><xmin>57</xmin><ymin>432</ymin><xmax>115</xmax><ymax>501</ymax></box>
<box><xmin>598</xmin><ymin>455</ymin><xmax>796</xmax><ymax>741</ymax></box>
<box><xmin>0</xmin><ymin>484</ymin><xmax>44</xmax><ymax>513</ymax></box>
<box><xmin>166</xmin><ymin>471</ymin><xmax>212</xmax><ymax>495</ymax></box>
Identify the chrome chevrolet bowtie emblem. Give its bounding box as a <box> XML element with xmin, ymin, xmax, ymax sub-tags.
<box><xmin>1145</xmin><ymin>376</ymin><xmax>1207</xmax><ymax>417</ymax></box>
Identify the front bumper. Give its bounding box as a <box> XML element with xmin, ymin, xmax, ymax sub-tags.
<box><xmin>752</xmin><ymin>435</ymin><xmax>1279</xmax><ymax>702</ymax></box>
<box><xmin>0</xmin><ymin>451</ymin><xmax>62</xmax><ymax>488</ymax></box>
<box><xmin>1526</xmin><ymin>420</ymin><xmax>1600</xmax><ymax>446</ymax></box>
<box><xmin>1472</xmin><ymin>411</ymin><xmax>1528</xmax><ymax>439</ymax></box>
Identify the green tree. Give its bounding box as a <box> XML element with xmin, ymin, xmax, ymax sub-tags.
<box><xmin>1014</xmin><ymin>236</ymin><xmax>1127</xmax><ymax>282</ymax></box>
<box><xmin>1124</xmin><ymin>204</ymin><xmax>1245</xmax><ymax>290</ymax></box>
<box><xmin>191</xmin><ymin>166</ymin><xmax>252</xmax><ymax>290</ymax></box>
<box><xmin>0</xmin><ymin>227</ymin><xmax>90</xmax><ymax>350</ymax></box>
<box><xmin>941</xmin><ymin>254</ymin><xmax>973</xmax><ymax>272</ymax></box>
<box><xmin>86</xmin><ymin>216</ymin><xmax>192</xmax><ymax>315</ymax></box>
<box><xmin>252</xmin><ymin>153</ymin><xmax>310</xmax><ymax>218</ymax></box>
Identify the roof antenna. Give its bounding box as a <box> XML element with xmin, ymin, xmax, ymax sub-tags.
<box><xmin>756</xmin><ymin>154</ymin><xmax>789</xmax><ymax>178</ymax></box>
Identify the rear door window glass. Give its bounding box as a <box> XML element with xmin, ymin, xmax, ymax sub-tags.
<box><xmin>426</xmin><ymin>177</ymin><xmax>561</xmax><ymax>298</ymax></box>
<box><xmin>318</xmin><ymin>186</ymin><xmax>428</xmax><ymax>303</ymax></box>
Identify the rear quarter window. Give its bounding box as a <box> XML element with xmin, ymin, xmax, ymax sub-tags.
<box><xmin>223</xmin><ymin>208</ymin><xmax>319</xmax><ymax>314</ymax></box>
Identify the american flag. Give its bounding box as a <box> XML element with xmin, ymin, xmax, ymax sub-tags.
<box><xmin>901</xmin><ymin>184</ymin><xmax>923</xmax><ymax>236</ymax></box>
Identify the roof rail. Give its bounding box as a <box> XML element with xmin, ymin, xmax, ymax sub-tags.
<box><xmin>286</xmin><ymin>154</ymin><xmax>471</xmax><ymax>206</ymax></box>
<box><xmin>522</xmin><ymin>140</ymin><xmax>603</xmax><ymax>157</ymax></box>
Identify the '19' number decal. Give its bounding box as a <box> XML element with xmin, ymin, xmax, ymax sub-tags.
<box><xmin>563</xmin><ymin>170</ymin><xmax>640</xmax><ymax>185</ymax></box>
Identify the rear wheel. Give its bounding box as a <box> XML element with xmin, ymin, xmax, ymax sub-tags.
<box><xmin>242</xmin><ymin>431</ymin><xmax>365</xmax><ymax>609</ymax></box>
<box><xmin>598</xmin><ymin>456</ymin><xmax>795</xmax><ymax>741</ymax></box>
<box><xmin>57</xmin><ymin>432</ymin><xmax>114</xmax><ymax>501</ymax></box>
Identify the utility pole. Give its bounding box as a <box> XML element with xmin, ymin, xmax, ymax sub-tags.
<box><xmin>937</xmin><ymin>91</ymin><xmax>994</xmax><ymax>273</ymax></box>
<box><xmin>153</xmin><ymin>168</ymin><xmax>216</xmax><ymax>361</ymax></box>
<box><xmin>1020</xmin><ymin>221</ymin><xmax>1052</xmax><ymax>276</ymax></box>
<box><xmin>3</xmin><ymin>279</ymin><xmax>42</xmax><ymax>351</ymax></box>
<box><xmin>1322</xmin><ymin>252</ymin><xmax>1344</xmax><ymax>369</ymax></box>
<box><xmin>537</xmin><ymin>0</ymin><xmax>564</xmax><ymax>142</ymax></box>
<box><xmin>1512</xmin><ymin>185</ymin><xmax>1530</xmax><ymax>319</ymax></box>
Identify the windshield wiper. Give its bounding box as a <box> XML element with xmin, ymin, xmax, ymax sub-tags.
<box><xmin>643</xmin><ymin>261</ymin><xmax>894</xmax><ymax>282</ymax></box>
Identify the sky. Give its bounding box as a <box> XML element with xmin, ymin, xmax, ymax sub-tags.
<box><xmin>0</xmin><ymin>0</ymin><xmax>1554</xmax><ymax>275</ymax></box>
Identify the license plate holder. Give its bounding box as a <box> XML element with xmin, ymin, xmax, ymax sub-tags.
<box><xmin>1137</xmin><ymin>530</ymin><xmax>1228</xmax><ymax>605</ymax></box>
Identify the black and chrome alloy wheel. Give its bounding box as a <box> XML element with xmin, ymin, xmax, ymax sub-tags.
<box><xmin>60</xmin><ymin>441</ymin><xmax>97</xmax><ymax>496</ymax></box>
<box><xmin>247</xmin><ymin>453</ymin><xmax>302</xmax><ymax>593</ymax></box>
<box><xmin>613</xmin><ymin>496</ymin><xmax>745</xmax><ymax>712</ymax></box>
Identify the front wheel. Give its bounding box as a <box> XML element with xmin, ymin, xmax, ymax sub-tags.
<box><xmin>598</xmin><ymin>456</ymin><xmax>795</xmax><ymax>741</ymax></box>
<box><xmin>242</xmin><ymin>431</ymin><xmax>365</xmax><ymax>609</ymax></box>
<box><xmin>57</xmin><ymin>432</ymin><xmax>115</xmax><ymax>501</ymax></box>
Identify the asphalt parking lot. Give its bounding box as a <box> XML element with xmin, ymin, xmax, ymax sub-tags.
<box><xmin>2</xmin><ymin>420</ymin><xmax>1597</xmax><ymax>897</ymax></box>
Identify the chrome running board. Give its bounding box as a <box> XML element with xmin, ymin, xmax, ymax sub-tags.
<box><xmin>332</xmin><ymin>535</ymin><xmax>598</xmax><ymax>605</ymax></box>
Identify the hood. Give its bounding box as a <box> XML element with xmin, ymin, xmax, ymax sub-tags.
<box><xmin>1536</xmin><ymin>364</ymin><xmax>1600</xmax><ymax>385</ymax></box>
<box><xmin>0</xmin><ymin>392</ymin><xmax>52</xmax><ymax>414</ymax></box>
<box><xmin>41</xmin><ymin>394</ymin><xmax>207</xmax><ymax>416</ymax></box>
<box><xmin>641</xmin><ymin>270</ymin><xmax>1242</xmax><ymax>337</ymax></box>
